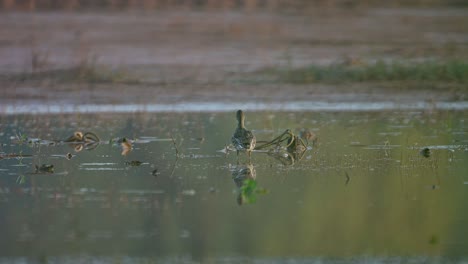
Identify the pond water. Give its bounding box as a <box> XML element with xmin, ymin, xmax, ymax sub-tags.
<box><xmin>0</xmin><ymin>110</ymin><xmax>467</xmax><ymax>263</ymax></box>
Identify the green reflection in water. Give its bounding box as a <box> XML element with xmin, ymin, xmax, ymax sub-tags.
<box><xmin>0</xmin><ymin>111</ymin><xmax>467</xmax><ymax>262</ymax></box>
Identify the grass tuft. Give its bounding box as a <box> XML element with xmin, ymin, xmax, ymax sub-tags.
<box><xmin>267</xmin><ymin>60</ymin><xmax>468</xmax><ymax>84</ymax></box>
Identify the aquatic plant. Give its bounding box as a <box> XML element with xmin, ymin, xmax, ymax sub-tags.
<box><xmin>239</xmin><ymin>179</ymin><xmax>269</xmax><ymax>205</ymax></box>
<box><xmin>13</xmin><ymin>132</ymin><xmax>28</xmax><ymax>145</ymax></box>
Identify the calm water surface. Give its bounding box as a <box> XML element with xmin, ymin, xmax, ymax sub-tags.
<box><xmin>0</xmin><ymin>110</ymin><xmax>467</xmax><ymax>263</ymax></box>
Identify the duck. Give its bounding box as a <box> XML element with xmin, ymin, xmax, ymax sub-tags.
<box><xmin>120</xmin><ymin>137</ymin><xmax>132</xmax><ymax>156</ymax></box>
<box><xmin>286</xmin><ymin>134</ymin><xmax>307</xmax><ymax>154</ymax></box>
<box><xmin>64</xmin><ymin>131</ymin><xmax>84</xmax><ymax>142</ymax></box>
<box><xmin>299</xmin><ymin>129</ymin><xmax>317</xmax><ymax>146</ymax></box>
<box><xmin>64</xmin><ymin>131</ymin><xmax>100</xmax><ymax>143</ymax></box>
<box><xmin>82</xmin><ymin>132</ymin><xmax>100</xmax><ymax>143</ymax></box>
<box><xmin>231</xmin><ymin>110</ymin><xmax>256</xmax><ymax>158</ymax></box>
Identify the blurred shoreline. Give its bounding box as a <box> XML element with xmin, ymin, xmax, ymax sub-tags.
<box><xmin>3</xmin><ymin>101</ymin><xmax>468</xmax><ymax>115</ymax></box>
<box><xmin>1</xmin><ymin>4</ymin><xmax>467</xmax><ymax>107</ymax></box>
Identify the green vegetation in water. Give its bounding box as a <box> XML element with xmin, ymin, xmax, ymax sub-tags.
<box><xmin>13</xmin><ymin>132</ymin><xmax>29</xmax><ymax>145</ymax></box>
<box><xmin>240</xmin><ymin>179</ymin><xmax>269</xmax><ymax>205</ymax></box>
<box><xmin>1</xmin><ymin>64</ymin><xmax>141</xmax><ymax>84</ymax></box>
<box><xmin>429</xmin><ymin>235</ymin><xmax>439</xmax><ymax>245</ymax></box>
<box><xmin>263</xmin><ymin>60</ymin><xmax>468</xmax><ymax>85</ymax></box>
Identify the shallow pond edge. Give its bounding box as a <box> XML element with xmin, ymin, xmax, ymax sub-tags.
<box><xmin>2</xmin><ymin>101</ymin><xmax>468</xmax><ymax>115</ymax></box>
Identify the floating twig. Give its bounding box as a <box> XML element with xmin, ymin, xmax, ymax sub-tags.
<box><xmin>170</xmin><ymin>134</ymin><xmax>180</xmax><ymax>158</ymax></box>
<box><xmin>255</xmin><ymin>129</ymin><xmax>293</xmax><ymax>150</ymax></box>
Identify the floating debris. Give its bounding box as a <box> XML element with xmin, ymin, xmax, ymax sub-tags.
<box><xmin>51</xmin><ymin>153</ymin><xmax>75</xmax><ymax>160</ymax></box>
<box><xmin>413</xmin><ymin>145</ymin><xmax>467</xmax><ymax>150</ymax></box>
<box><xmin>35</xmin><ymin>164</ymin><xmax>54</xmax><ymax>174</ymax></box>
<box><xmin>125</xmin><ymin>160</ymin><xmax>143</xmax><ymax>166</ymax></box>
<box><xmin>181</xmin><ymin>189</ymin><xmax>196</xmax><ymax>196</ymax></box>
<box><xmin>0</xmin><ymin>153</ymin><xmax>33</xmax><ymax>160</ymax></box>
<box><xmin>420</xmin><ymin>147</ymin><xmax>431</xmax><ymax>158</ymax></box>
<box><xmin>170</xmin><ymin>135</ymin><xmax>181</xmax><ymax>158</ymax></box>
<box><xmin>426</xmin><ymin>185</ymin><xmax>440</xmax><ymax>190</ymax></box>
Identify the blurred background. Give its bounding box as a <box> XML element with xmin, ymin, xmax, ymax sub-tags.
<box><xmin>0</xmin><ymin>0</ymin><xmax>467</xmax><ymax>107</ymax></box>
<box><xmin>1</xmin><ymin>2</ymin><xmax>468</xmax><ymax>262</ymax></box>
<box><xmin>2</xmin><ymin>0</ymin><xmax>467</xmax><ymax>11</ymax></box>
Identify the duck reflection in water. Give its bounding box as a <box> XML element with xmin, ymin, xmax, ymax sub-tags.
<box><xmin>231</xmin><ymin>163</ymin><xmax>268</xmax><ymax>205</ymax></box>
<box><xmin>231</xmin><ymin>163</ymin><xmax>256</xmax><ymax>205</ymax></box>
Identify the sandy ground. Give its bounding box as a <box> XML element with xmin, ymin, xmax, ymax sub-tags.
<box><xmin>0</xmin><ymin>8</ymin><xmax>467</xmax><ymax>107</ymax></box>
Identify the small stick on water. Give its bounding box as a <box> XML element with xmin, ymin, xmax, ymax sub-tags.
<box><xmin>345</xmin><ymin>171</ymin><xmax>350</xmax><ymax>185</ymax></box>
<box><xmin>171</xmin><ymin>134</ymin><xmax>180</xmax><ymax>158</ymax></box>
